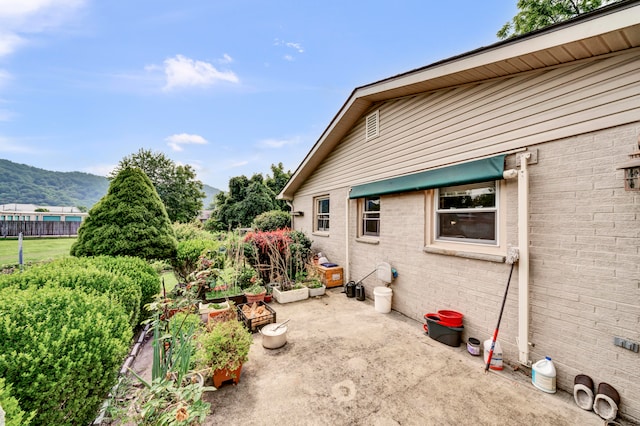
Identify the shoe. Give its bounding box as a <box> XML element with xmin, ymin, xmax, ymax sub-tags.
<box><xmin>593</xmin><ymin>382</ymin><xmax>620</xmax><ymax>421</ymax></box>
<box><xmin>573</xmin><ymin>374</ymin><xmax>594</xmax><ymax>411</ymax></box>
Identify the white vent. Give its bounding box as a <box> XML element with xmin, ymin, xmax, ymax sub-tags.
<box><xmin>365</xmin><ymin>110</ymin><xmax>379</xmax><ymax>140</ymax></box>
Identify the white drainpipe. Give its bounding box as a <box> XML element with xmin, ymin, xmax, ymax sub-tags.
<box><xmin>518</xmin><ymin>152</ymin><xmax>531</xmax><ymax>366</ymax></box>
<box><xmin>345</xmin><ymin>190</ymin><xmax>351</xmax><ymax>281</ymax></box>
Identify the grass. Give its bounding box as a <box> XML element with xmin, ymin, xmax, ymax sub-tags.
<box><xmin>0</xmin><ymin>237</ymin><xmax>76</xmax><ymax>268</ymax></box>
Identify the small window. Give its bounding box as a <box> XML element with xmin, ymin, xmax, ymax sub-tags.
<box><xmin>315</xmin><ymin>196</ymin><xmax>330</xmax><ymax>232</ymax></box>
<box><xmin>365</xmin><ymin>110</ymin><xmax>379</xmax><ymax>140</ymax></box>
<box><xmin>436</xmin><ymin>181</ymin><xmax>497</xmax><ymax>244</ymax></box>
<box><xmin>362</xmin><ymin>196</ymin><xmax>380</xmax><ymax>237</ymax></box>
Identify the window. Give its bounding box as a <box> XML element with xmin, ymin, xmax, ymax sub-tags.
<box><xmin>315</xmin><ymin>196</ymin><xmax>330</xmax><ymax>232</ymax></box>
<box><xmin>436</xmin><ymin>181</ymin><xmax>497</xmax><ymax>245</ymax></box>
<box><xmin>362</xmin><ymin>196</ymin><xmax>380</xmax><ymax>237</ymax></box>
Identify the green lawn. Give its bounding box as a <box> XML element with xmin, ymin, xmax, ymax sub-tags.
<box><xmin>0</xmin><ymin>237</ymin><xmax>76</xmax><ymax>268</ymax></box>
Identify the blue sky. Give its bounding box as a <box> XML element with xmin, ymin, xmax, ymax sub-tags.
<box><xmin>0</xmin><ymin>0</ymin><xmax>518</xmax><ymax>191</ymax></box>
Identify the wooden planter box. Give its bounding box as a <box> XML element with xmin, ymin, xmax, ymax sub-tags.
<box><xmin>273</xmin><ymin>286</ymin><xmax>309</xmax><ymax>304</ymax></box>
<box><xmin>315</xmin><ymin>265</ymin><xmax>344</xmax><ymax>288</ymax></box>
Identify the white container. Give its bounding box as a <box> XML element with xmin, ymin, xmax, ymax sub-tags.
<box><xmin>483</xmin><ymin>339</ymin><xmax>503</xmax><ymax>370</ymax></box>
<box><xmin>373</xmin><ymin>286</ymin><xmax>392</xmax><ymax>313</ymax></box>
<box><xmin>532</xmin><ymin>356</ymin><xmax>557</xmax><ymax>393</ymax></box>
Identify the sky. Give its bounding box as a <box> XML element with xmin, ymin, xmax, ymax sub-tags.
<box><xmin>0</xmin><ymin>0</ymin><xmax>519</xmax><ymax>191</ymax></box>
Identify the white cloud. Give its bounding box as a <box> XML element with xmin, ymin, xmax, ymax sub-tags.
<box><xmin>165</xmin><ymin>132</ymin><xmax>208</xmax><ymax>151</ymax></box>
<box><xmin>274</xmin><ymin>38</ymin><xmax>305</xmax><ymax>60</ymax></box>
<box><xmin>257</xmin><ymin>136</ymin><xmax>300</xmax><ymax>149</ymax></box>
<box><xmin>0</xmin><ymin>0</ymin><xmax>86</xmax><ymax>57</ymax></box>
<box><xmin>221</xmin><ymin>53</ymin><xmax>233</xmax><ymax>64</ymax></box>
<box><xmin>285</xmin><ymin>42</ymin><xmax>304</xmax><ymax>53</ymax></box>
<box><xmin>161</xmin><ymin>54</ymin><xmax>239</xmax><ymax>91</ymax></box>
<box><xmin>0</xmin><ymin>33</ymin><xmax>25</xmax><ymax>57</ymax></box>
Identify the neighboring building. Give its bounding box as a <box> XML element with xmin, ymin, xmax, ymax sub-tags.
<box><xmin>279</xmin><ymin>2</ymin><xmax>640</xmax><ymax>421</ymax></box>
<box><xmin>0</xmin><ymin>204</ymin><xmax>88</xmax><ymax>222</ymax></box>
<box><xmin>197</xmin><ymin>209</ymin><xmax>213</xmax><ymax>224</ymax></box>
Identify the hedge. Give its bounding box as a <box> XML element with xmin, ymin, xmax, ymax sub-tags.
<box><xmin>0</xmin><ymin>258</ymin><xmax>142</xmax><ymax>329</ymax></box>
<box><xmin>0</xmin><ymin>378</ymin><xmax>34</xmax><ymax>426</ymax></box>
<box><xmin>0</xmin><ymin>286</ymin><xmax>131</xmax><ymax>426</ymax></box>
<box><xmin>80</xmin><ymin>256</ymin><xmax>160</xmax><ymax>323</ymax></box>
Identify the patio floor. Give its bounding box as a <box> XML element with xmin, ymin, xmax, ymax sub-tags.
<box><xmin>177</xmin><ymin>287</ymin><xmax>610</xmax><ymax>426</ymax></box>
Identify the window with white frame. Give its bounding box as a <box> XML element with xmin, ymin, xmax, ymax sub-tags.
<box><xmin>361</xmin><ymin>196</ymin><xmax>380</xmax><ymax>237</ymax></box>
<box><xmin>315</xmin><ymin>196</ymin><xmax>330</xmax><ymax>232</ymax></box>
<box><xmin>435</xmin><ymin>181</ymin><xmax>497</xmax><ymax>244</ymax></box>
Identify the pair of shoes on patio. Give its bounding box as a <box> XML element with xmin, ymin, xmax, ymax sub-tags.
<box><xmin>574</xmin><ymin>374</ymin><xmax>620</xmax><ymax>421</ymax></box>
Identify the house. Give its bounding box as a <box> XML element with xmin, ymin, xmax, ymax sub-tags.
<box><xmin>279</xmin><ymin>1</ymin><xmax>640</xmax><ymax>421</ymax></box>
<box><xmin>0</xmin><ymin>204</ymin><xmax>87</xmax><ymax>222</ymax></box>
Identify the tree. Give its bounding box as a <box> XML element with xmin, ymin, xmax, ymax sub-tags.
<box><xmin>71</xmin><ymin>167</ymin><xmax>177</xmax><ymax>260</ymax></box>
<box><xmin>264</xmin><ymin>162</ymin><xmax>292</xmax><ymax>210</ymax></box>
<box><xmin>110</xmin><ymin>149</ymin><xmax>205</xmax><ymax>223</ymax></box>
<box><xmin>497</xmin><ymin>0</ymin><xmax>614</xmax><ymax>39</ymax></box>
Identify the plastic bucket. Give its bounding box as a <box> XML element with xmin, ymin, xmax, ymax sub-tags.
<box><xmin>483</xmin><ymin>339</ymin><xmax>503</xmax><ymax>370</ymax></box>
<box><xmin>437</xmin><ymin>310</ymin><xmax>463</xmax><ymax>327</ymax></box>
<box><xmin>373</xmin><ymin>287</ymin><xmax>392</xmax><ymax>313</ymax></box>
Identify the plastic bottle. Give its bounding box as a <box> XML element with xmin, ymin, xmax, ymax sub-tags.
<box><xmin>483</xmin><ymin>339</ymin><xmax>503</xmax><ymax>370</ymax></box>
<box><xmin>532</xmin><ymin>356</ymin><xmax>557</xmax><ymax>393</ymax></box>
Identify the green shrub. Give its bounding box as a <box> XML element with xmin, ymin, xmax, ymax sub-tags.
<box><xmin>251</xmin><ymin>209</ymin><xmax>291</xmax><ymax>231</ymax></box>
<box><xmin>71</xmin><ymin>167</ymin><xmax>177</xmax><ymax>261</ymax></box>
<box><xmin>172</xmin><ymin>221</ymin><xmax>215</xmax><ymax>242</ymax></box>
<box><xmin>172</xmin><ymin>239</ymin><xmax>223</xmax><ymax>282</ymax></box>
<box><xmin>82</xmin><ymin>256</ymin><xmax>160</xmax><ymax>323</ymax></box>
<box><xmin>0</xmin><ymin>258</ymin><xmax>142</xmax><ymax>328</ymax></box>
<box><xmin>0</xmin><ymin>378</ymin><xmax>34</xmax><ymax>426</ymax></box>
<box><xmin>0</xmin><ymin>286</ymin><xmax>131</xmax><ymax>426</ymax></box>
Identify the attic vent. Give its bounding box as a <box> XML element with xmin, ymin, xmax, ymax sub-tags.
<box><xmin>365</xmin><ymin>110</ymin><xmax>379</xmax><ymax>140</ymax></box>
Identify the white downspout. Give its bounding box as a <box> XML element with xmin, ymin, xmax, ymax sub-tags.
<box><xmin>345</xmin><ymin>190</ymin><xmax>351</xmax><ymax>281</ymax></box>
<box><xmin>285</xmin><ymin>201</ymin><xmax>294</xmax><ymax>228</ymax></box>
<box><xmin>518</xmin><ymin>152</ymin><xmax>531</xmax><ymax>366</ymax></box>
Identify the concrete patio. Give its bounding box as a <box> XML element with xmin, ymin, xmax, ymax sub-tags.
<box><xmin>186</xmin><ymin>288</ymin><xmax>611</xmax><ymax>426</ymax></box>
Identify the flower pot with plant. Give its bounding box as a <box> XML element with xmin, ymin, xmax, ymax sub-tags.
<box><xmin>195</xmin><ymin>319</ymin><xmax>253</xmax><ymax>388</ymax></box>
<box><xmin>306</xmin><ymin>278</ymin><xmax>326</xmax><ymax>297</ymax></box>
<box><xmin>244</xmin><ymin>282</ymin><xmax>266</xmax><ymax>304</ymax></box>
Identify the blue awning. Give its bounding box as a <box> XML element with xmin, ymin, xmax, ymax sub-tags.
<box><xmin>349</xmin><ymin>155</ymin><xmax>505</xmax><ymax>199</ymax></box>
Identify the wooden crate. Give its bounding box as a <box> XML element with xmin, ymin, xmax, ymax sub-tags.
<box><xmin>315</xmin><ymin>265</ymin><xmax>344</xmax><ymax>288</ymax></box>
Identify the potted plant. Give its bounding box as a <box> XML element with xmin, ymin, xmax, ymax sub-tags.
<box><xmin>244</xmin><ymin>282</ymin><xmax>266</xmax><ymax>304</ymax></box>
<box><xmin>306</xmin><ymin>277</ymin><xmax>326</xmax><ymax>297</ymax></box>
<box><xmin>272</xmin><ymin>281</ymin><xmax>309</xmax><ymax>304</ymax></box>
<box><xmin>195</xmin><ymin>319</ymin><xmax>253</xmax><ymax>388</ymax></box>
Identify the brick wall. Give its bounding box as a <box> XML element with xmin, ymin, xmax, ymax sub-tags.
<box><xmin>293</xmin><ymin>123</ymin><xmax>640</xmax><ymax>420</ymax></box>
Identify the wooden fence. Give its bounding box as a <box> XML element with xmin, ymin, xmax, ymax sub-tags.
<box><xmin>0</xmin><ymin>221</ymin><xmax>82</xmax><ymax>237</ymax></box>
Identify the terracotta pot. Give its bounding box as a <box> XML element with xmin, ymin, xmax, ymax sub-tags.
<box><xmin>245</xmin><ymin>291</ymin><xmax>266</xmax><ymax>304</ymax></box>
<box><xmin>212</xmin><ymin>364</ymin><xmax>243</xmax><ymax>388</ymax></box>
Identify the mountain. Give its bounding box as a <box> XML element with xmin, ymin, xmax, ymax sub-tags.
<box><xmin>0</xmin><ymin>159</ymin><xmax>222</xmax><ymax>209</ymax></box>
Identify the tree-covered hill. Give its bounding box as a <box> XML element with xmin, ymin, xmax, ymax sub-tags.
<box><xmin>0</xmin><ymin>159</ymin><xmax>220</xmax><ymax>209</ymax></box>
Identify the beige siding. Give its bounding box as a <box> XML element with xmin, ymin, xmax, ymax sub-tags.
<box><xmin>296</xmin><ymin>49</ymin><xmax>640</xmax><ymax>197</ymax></box>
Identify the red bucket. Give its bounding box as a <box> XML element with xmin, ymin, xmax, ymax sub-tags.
<box><xmin>437</xmin><ymin>310</ymin><xmax>463</xmax><ymax>327</ymax></box>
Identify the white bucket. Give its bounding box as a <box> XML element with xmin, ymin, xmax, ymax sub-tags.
<box><xmin>483</xmin><ymin>339</ymin><xmax>503</xmax><ymax>370</ymax></box>
<box><xmin>532</xmin><ymin>356</ymin><xmax>557</xmax><ymax>393</ymax></box>
<box><xmin>373</xmin><ymin>287</ymin><xmax>392</xmax><ymax>313</ymax></box>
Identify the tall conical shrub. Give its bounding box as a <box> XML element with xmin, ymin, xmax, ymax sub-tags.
<box><xmin>71</xmin><ymin>167</ymin><xmax>177</xmax><ymax>260</ymax></box>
